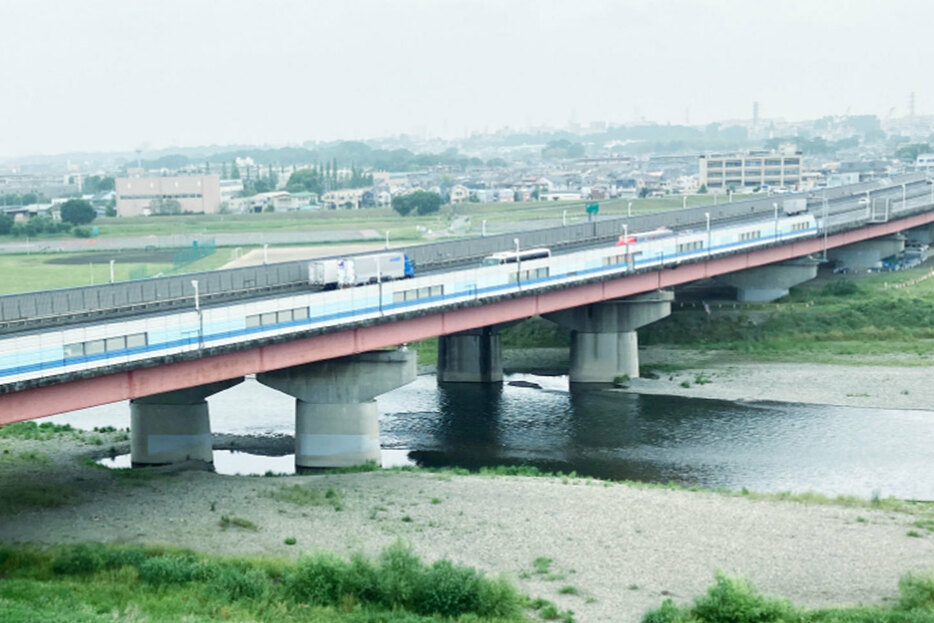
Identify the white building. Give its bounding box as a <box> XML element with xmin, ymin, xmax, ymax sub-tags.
<box><xmin>115</xmin><ymin>174</ymin><xmax>221</xmax><ymax>216</ymax></box>
<box><xmin>699</xmin><ymin>146</ymin><xmax>802</xmax><ymax>193</ymax></box>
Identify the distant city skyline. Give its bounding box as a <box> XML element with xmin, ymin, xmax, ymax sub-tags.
<box><xmin>1</xmin><ymin>0</ymin><xmax>932</xmax><ymax>159</ymax></box>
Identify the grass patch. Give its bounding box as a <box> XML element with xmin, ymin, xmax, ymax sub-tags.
<box><xmin>0</xmin><ymin>482</ymin><xmax>74</xmax><ymax>515</ymax></box>
<box><xmin>641</xmin><ymin>264</ymin><xmax>934</xmax><ymax>361</ymax></box>
<box><xmin>642</xmin><ymin>570</ymin><xmax>934</xmax><ymax>622</ymax></box>
<box><xmin>532</xmin><ymin>557</ymin><xmax>553</xmax><ymax>575</ymax></box>
<box><xmin>0</xmin><ymin>421</ymin><xmax>76</xmax><ymax>440</ymax></box>
<box><xmin>262</xmin><ymin>484</ymin><xmax>345</xmax><ymax>511</ymax></box>
<box><xmin>0</xmin><ymin>541</ymin><xmax>526</xmax><ymax>621</ymax></box>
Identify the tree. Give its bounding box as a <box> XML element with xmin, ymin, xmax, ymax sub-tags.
<box><xmin>60</xmin><ymin>199</ymin><xmax>96</xmax><ymax>225</ymax></box>
<box><xmin>286</xmin><ymin>168</ymin><xmax>323</xmax><ymax>195</ymax></box>
<box><xmin>541</xmin><ymin>139</ymin><xmax>584</xmax><ymax>159</ymax></box>
<box><xmin>20</xmin><ymin>192</ymin><xmax>39</xmax><ymax>205</ymax></box>
<box><xmin>0</xmin><ymin>213</ymin><xmax>13</xmax><ymax>235</ymax></box>
<box><xmin>894</xmin><ymin>143</ymin><xmax>931</xmax><ymax>162</ymax></box>
<box><xmin>391</xmin><ymin>194</ymin><xmax>414</xmax><ymax>216</ymax></box>
<box><xmin>83</xmin><ymin>176</ymin><xmax>114</xmax><ymax>193</ymax></box>
<box><xmin>230</xmin><ymin>160</ymin><xmax>240</xmax><ymax>179</ymax></box>
<box><xmin>393</xmin><ymin>191</ymin><xmax>441</xmax><ymax>216</ymax></box>
<box><xmin>698</xmin><ymin>184</ymin><xmax>708</xmax><ymax>194</ymax></box>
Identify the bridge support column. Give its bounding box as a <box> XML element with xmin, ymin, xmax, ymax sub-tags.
<box><xmin>257</xmin><ymin>349</ymin><xmax>416</xmax><ymax>469</ymax></box>
<box><xmin>828</xmin><ymin>235</ymin><xmax>905</xmax><ymax>272</ymax></box>
<box><xmin>130</xmin><ymin>378</ymin><xmax>243</xmax><ymax>466</ymax></box>
<box><xmin>716</xmin><ymin>258</ymin><xmax>819</xmax><ymax>302</ymax></box>
<box><xmin>544</xmin><ymin>290</ymin><xmax>673</xmax><ymax>383</ymax></box>
<box><xmin>438</xmin><ymin>326</ymin><xmax>503</xmax><ymax>383</ymax></box>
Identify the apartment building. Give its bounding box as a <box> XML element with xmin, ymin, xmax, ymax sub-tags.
<box><xmin>699</xmin><ymin>146</ymin><xmax>802</xmax><ymax>192</ymax></box>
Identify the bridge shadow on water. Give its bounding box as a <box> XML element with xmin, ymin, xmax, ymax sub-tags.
<box><xmin>402</xmin><ymin>381</ymin><xmax>725</xmax><ymax>485</ymax></box>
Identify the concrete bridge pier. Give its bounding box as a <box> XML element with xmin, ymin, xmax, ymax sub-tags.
<box><xmin>544</xmin><ymin>290</ymin><xmax>673</xmax><ymax>383</ymax></box>
<box><xmin>130</xmin><ymin>377</ymin><xmax>244</xmax><ymax>466</ymax></box>
<box><xmin>828</xmin><ymin>235</ymin><xmax>905</xmax><ymax>272</ymax></box>
<box><xmin>716</xmin><ymin>257</ymin><xmax>820</xmax><ymax>302</ymax></box>
<box><xmin>438</xmin><ymin>326</ymin><xmax>504</xmax><ymax>383</ymax></box>
<box><xmin>257</xmin><ymin>349</ymin><xmax>416</xmax><ymax>469</ymax></box>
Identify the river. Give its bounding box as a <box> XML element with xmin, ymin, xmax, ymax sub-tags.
<box><xmin>45</xmin><ymin>374</ymin><xmax>934</xmax><ymax>501</ymax></box>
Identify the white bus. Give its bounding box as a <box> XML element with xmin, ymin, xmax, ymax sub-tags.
<box><xmin>481</xmin><ymin>248</ymin><xmax>552</xmax><ymax>266</ymax></box>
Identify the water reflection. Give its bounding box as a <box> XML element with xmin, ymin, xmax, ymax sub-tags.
<box><xmin>48</xmin><ymin>374</ymin><xmax>934</xmax><ymax>500</ymax></box>
<box><xmin>98</xmin><ymin>448</ymin><xmax>414</xmax><ymax>476</ymax></box>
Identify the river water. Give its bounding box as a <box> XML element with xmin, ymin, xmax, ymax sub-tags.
<box><xmin>45</xmin><ymin>374</ymin><xmax>934</xmax><ymax>501</ymax></box>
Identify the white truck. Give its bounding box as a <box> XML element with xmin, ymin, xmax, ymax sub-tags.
<box><xmin>309</xmin><ymin>252</ymin><xmax>414</xmax><ymax>289</ymax></box>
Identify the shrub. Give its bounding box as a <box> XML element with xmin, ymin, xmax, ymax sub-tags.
<box><xmin>476</xmin><ymin>575</ymin><xmax>523</xmax><ymax>618</ymax></box>
<box><xmin>73</xmin><ymin>226</ymin><xmax>92</xmax><ymax>238</ymax></box>
<box><xmin>642</xmin><ymin>598</ymin><xmax>689</xmax><ymax>623</ymax></box>
<box><xmin>207</xmin><ymin>564</ymin><xmax>268</xmax><ymax>601</ymax></box>
<box><xmin>138</xmin><ymin>555</ymin><xmax>198</xmax><ymax>586</ymax></box>
<box><xmin>898</xmin><ymin>571</ymin><xmax>934</xmax><ymax>610</ymax></box>
<box><xmin>51</xmin><ymin>543</ymin><xmax>105</xmax><ymax>575</ymax></box>
<box><xmin>377</xmin><ymin>541</ymin><xmax>424</xmax><ymax>608</ymax></box>
<box><xmin>690</xmin><ymin>572</ymin><xmax>796</xmax><ymax>623</ymax></box>
<box><xmin>821</xmin><ymin>280</ymin><xmax>862</xmax><ymax>297</ymax></box>
<box><xmin>413</xmin><ymin>559</ymin><xmax>481</xmax><ymax>617</ymax></box>
<box><xmin>286</xmin><ymin>551</ymin><xmax>348</xmax><ymax>606</ymax></box>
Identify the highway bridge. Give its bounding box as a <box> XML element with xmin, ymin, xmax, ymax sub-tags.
<box><xmin>1</xmin><ymin>173</ymin><xmax>933</xmax><ymax>468</ymax></box>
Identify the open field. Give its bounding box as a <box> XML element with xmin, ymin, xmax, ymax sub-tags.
<box><xmin>0</xmin><ymin>250</ymin><xmax>239</xmax><ymax>295</ymax></box>
<box><xmin>0</xmin><ymin>195</ymin><xmax>711</xmax><ymax>245</ymax></box>
<box><xmin>82</xmin><ymin>196</ymin><xmax>708</xmax><ymax>238</ymax></box>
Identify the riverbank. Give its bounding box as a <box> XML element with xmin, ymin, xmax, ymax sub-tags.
<box><xmin>496</xmin><ymin>346</ymin><xmax>934</xmax><ymax>411</ymax></box>
<box><xmin>0</xmin><ymin>430</ymin><xmax>932</xmax><ymax>623</ymax></box>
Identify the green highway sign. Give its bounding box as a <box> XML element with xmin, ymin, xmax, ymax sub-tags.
<box><xmin>586</xmin><ymin>203</ymin><xmax>599</xmax><ymax>214</ymax></box>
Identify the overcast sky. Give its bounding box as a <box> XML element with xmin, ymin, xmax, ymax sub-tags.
<box><xmin>0</xmin><ymin>0</ymin><xmax>930</xmax><ymax>158</ymax></box>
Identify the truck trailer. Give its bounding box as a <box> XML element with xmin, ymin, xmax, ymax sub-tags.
<box><xmin>309</xmin><ymin>252</ymin><xmax>415</xmax><ymax>288</ymax></box>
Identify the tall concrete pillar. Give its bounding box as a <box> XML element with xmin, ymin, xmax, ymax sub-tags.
<box><xmin>716</xmin><ymin>257</ymin><xmax>819</xmax><ymax>302</ymax></box>
<box><xmin>438</xmin><ymin>326</ymin><xmax>503</xmax><ymax>383</ymax></box>
<box><xmin>544</xmin><ymin>290</ymin><xmax>673</xmax><ymax>383</ymax></box>
<box><xmin>130</xmin><ymin>377</ymin><xmax>243</xmax><ymax>466</ymax></box>
<box><xmin>257</xmin><ymin>349</ymin><xmax>416</xmax><ymax>469</ymax></box>
<box><xmin>828</xmin><ymin>235</ymin><xmax>905</xmax><ymax>272</ymax></box>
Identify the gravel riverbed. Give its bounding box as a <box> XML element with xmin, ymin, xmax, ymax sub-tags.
<box><xmin>1</xmin><ymin>350</ymin><xmax>933</xmax><ymax>621</ymax></box>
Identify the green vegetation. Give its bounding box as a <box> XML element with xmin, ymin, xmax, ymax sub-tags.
<box><xmin>59</xmin><ymin>199</ymin><xmax>96</xmax><ymax>226</ymax></box>
<box><xmin>641</xmin><ymin>267</ymin><xmax>934</xmax><ymax>362</ymax></box>
<box><xmin>0</xmin><ymin>482</ymin><xmax>73</xmax><ymax>515</ymax></box>
<box><xmin>392</xmin><ymin>190</ymin><xmax>443</xmax><ymax>216</ymax></box>
<box><xmin>262</xmin><ymin>484</ymin><xmax>345</xmax><ymax>511</ymax></box>
<box><xmin>0</xmin><ymin>249</ymin><xmax>233</xmax><ymax>295</ymax></box>
<box><xmin>641</xmin><ymin>570</ymin><xmax>934</xmax><ymax>622</ymax></box>
<box><xmin>0</xmin><ymin>421</ymin><xmax>75</xmax><ymax>440</ymax></box>
<box><xmin>0</xmin><ymin>541</ymin><xmax>525</xmax><ymax>622</ymax></box>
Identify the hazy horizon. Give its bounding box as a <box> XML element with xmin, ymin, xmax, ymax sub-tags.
<box><xmin>1</xmin><ymin>0</ymin><xmax>931</xmax><ymax>159</ymax></box>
